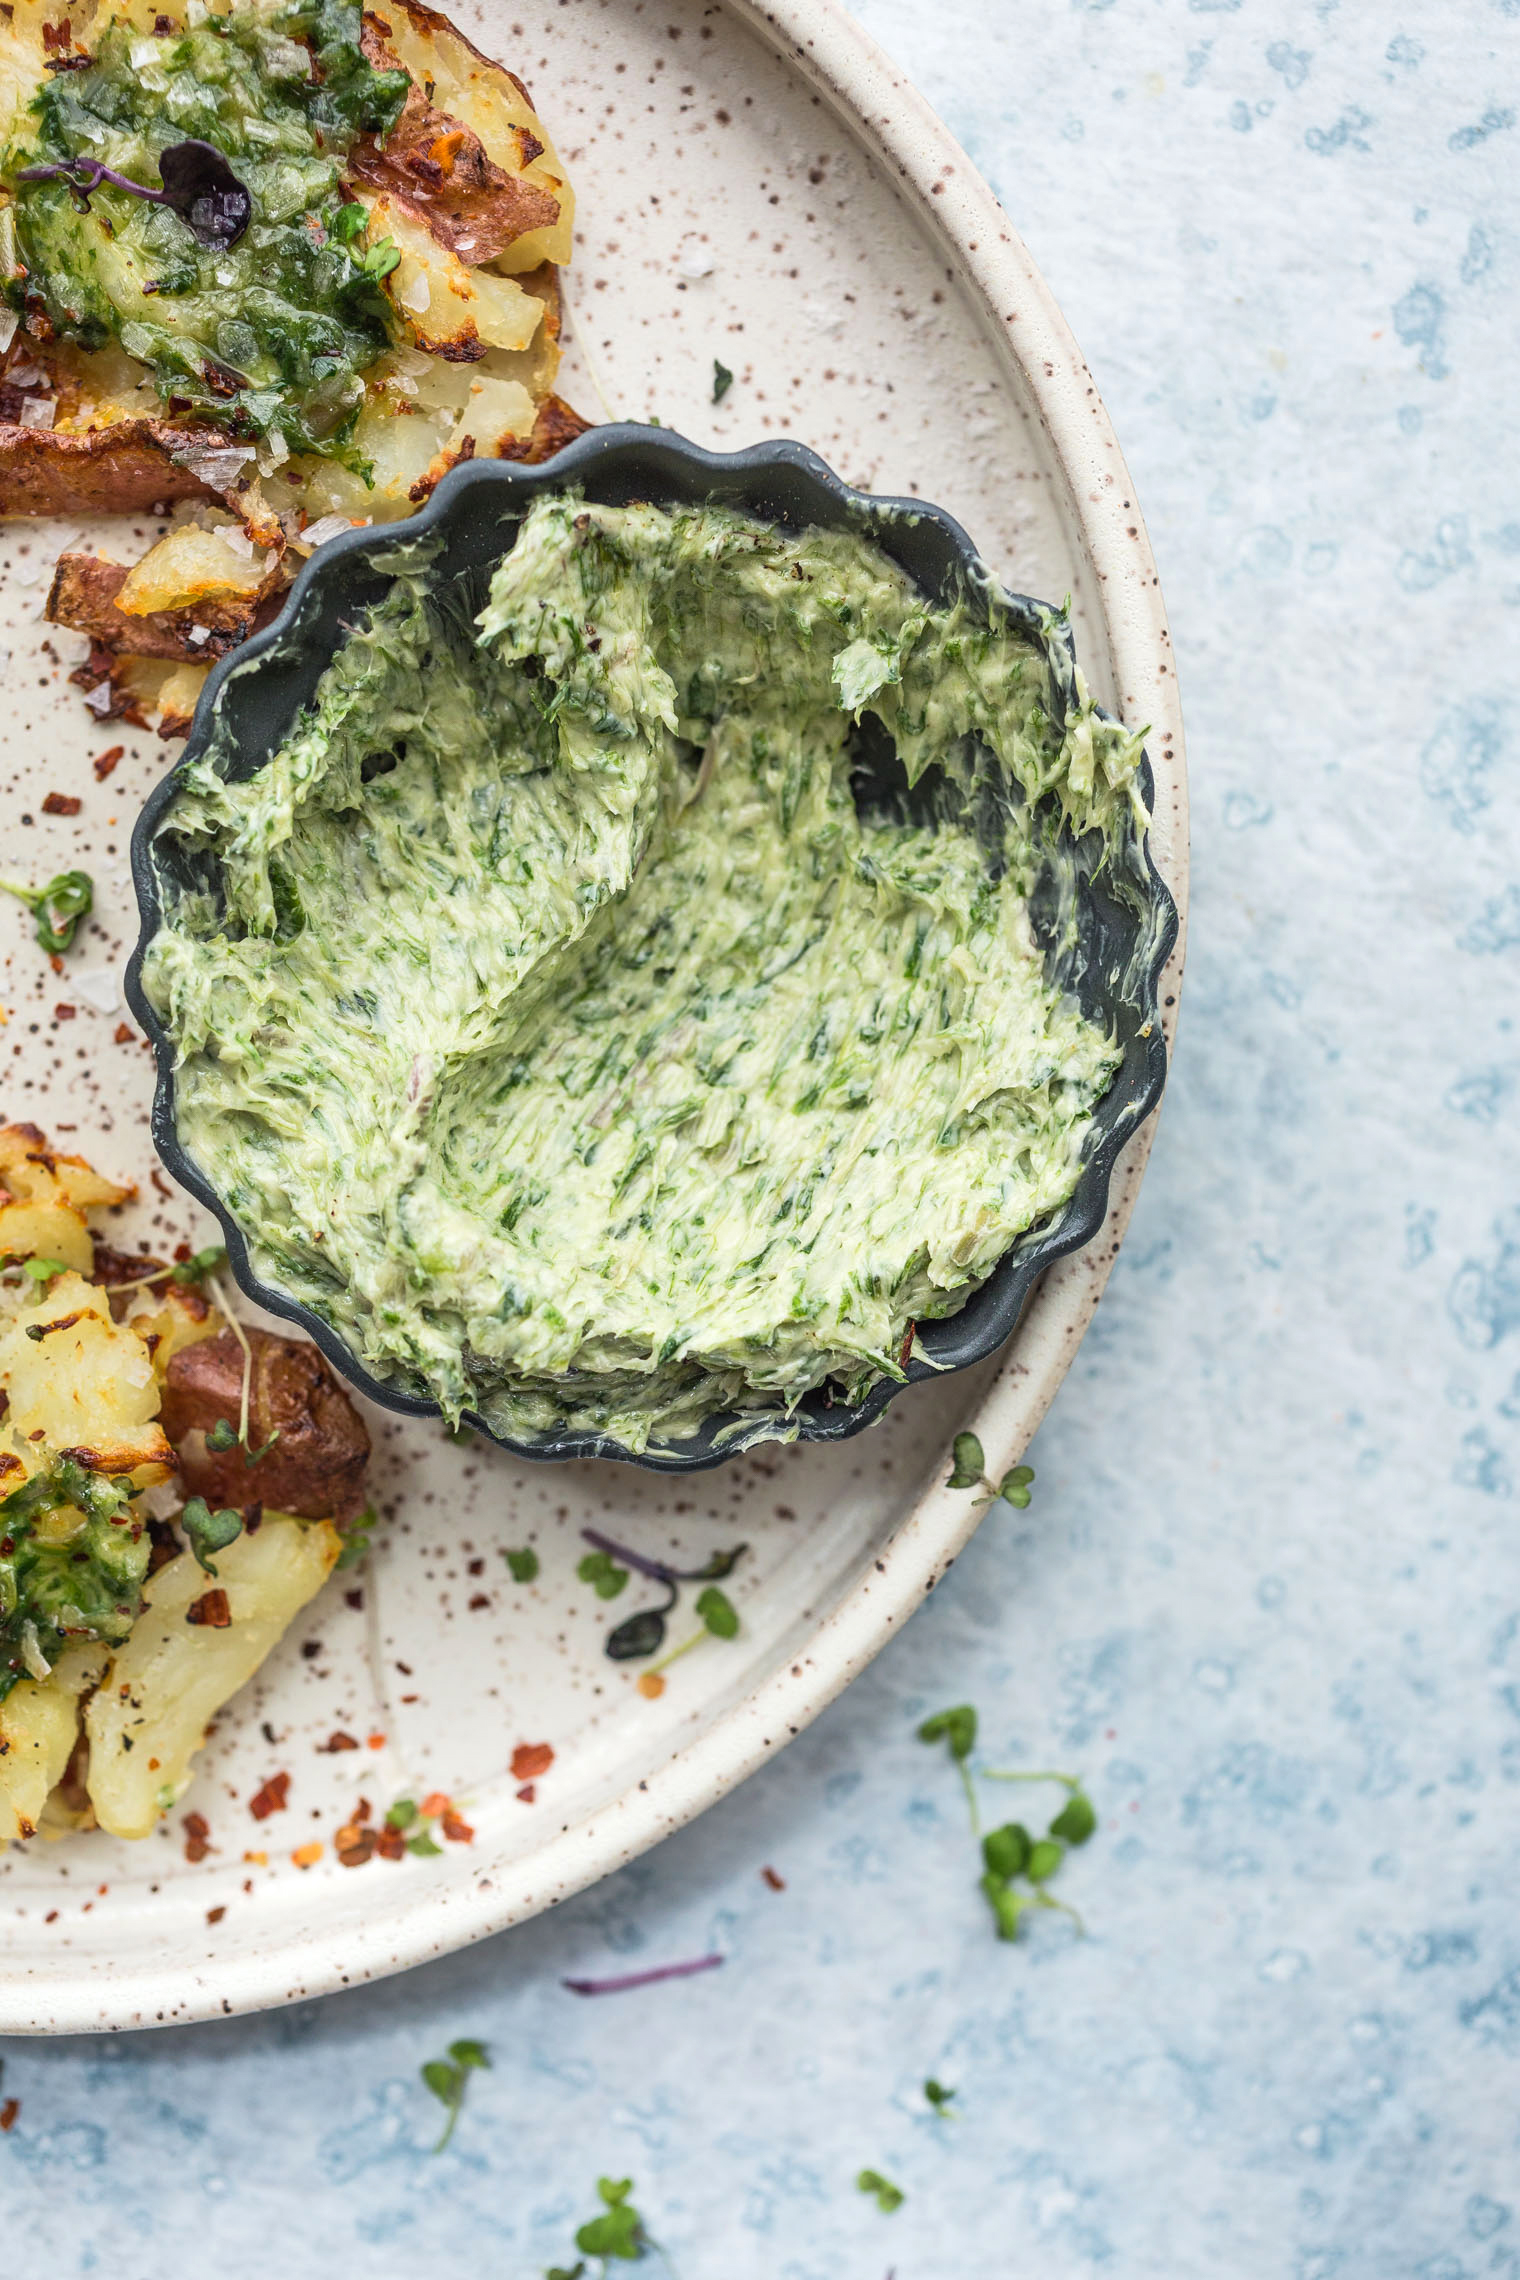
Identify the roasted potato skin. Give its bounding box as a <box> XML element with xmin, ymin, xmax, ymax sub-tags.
<box><xmin>161</xmin><ymin>1329</ymin><xmax>371</xmax><ymax>1521</ymax></box>
<box><xmin>0</xmin><ymin>414</ymin><xmax>227</xmax><ymax>519</ymax></box>
<box><xmin>46</xmin><ymin>551</ymin><xmax>287</xmax><ymax>663</ymax></box>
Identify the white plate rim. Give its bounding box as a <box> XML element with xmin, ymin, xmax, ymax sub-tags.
<box><xmin>2</xmin><ymin>0</ymin><xmax>1189</xmax><ymax>2032</ymax></box>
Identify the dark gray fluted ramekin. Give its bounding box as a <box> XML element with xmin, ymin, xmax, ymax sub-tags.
<box><xmin>126</xmin><ymin>426</ymin><xmax>1177</xmax><ymax>1471</ymax></box>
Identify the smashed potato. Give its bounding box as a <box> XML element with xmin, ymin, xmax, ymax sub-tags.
<box><xmin>0</xmin><ymin>0</ymin><xmax>587</xmax><ymax>729</ymax></box>
<box><xmin>85</xmin><ymin>1517</ymin><xmax>341</xmax><ymax>1839</ymax></box>
<box><xmin>0</xmin><ymin>1123</ymin><xmax>375</xmax><ymax>1844</ymax></box>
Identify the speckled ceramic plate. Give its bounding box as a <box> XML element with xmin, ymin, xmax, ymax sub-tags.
<box><xmin>0</xmin><ymin>0</ymin><xmax>1188</xmax><ymax>2033</ymax></box>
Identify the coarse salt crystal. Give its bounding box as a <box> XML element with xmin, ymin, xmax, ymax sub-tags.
<box><xmin>399</xmin><ymin>271</ymin><xmax>431</xmax><ymax>315</ymax></box>
<box><xmin>74</xmin><ymin>967</ymin><xmax>120</xmax><ymax>1016</ymax></box>
<box><xmin>676</xmin><ymin>238</ymin><xmax>715</xmax><ymax>281</ymax></box>
<box><xmin>18</xmin><ymin>396</ymin><xmax>54</xmax><ymax>429</ymax></box>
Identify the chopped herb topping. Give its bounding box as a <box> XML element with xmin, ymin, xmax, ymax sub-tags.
<box><xmin>712</xmin><ymin>356</ymin><xmax>733</xmax><ymax>402</ymax></box>
<box><xmin>5</xmin><ymin>0</ymin><xmax>411</xmax><ymax>458</ymax></box>
<box><xmin>0</xmin><ymin>1459</ymin><xmax>145</xmax><ymax>1701</ymax></box>
<box><xmin>503</xmin><ymin>1545</ymin><xmax>539</xmax><ymax>1583</ymax></box>
<box><xmin>334</xmin><ymin>1503</ymin><xmax>375</xmax><ymax>1569</ymax></box>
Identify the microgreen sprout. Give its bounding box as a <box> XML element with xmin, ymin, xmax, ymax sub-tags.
<box><xmin>420</xmin><ymin>2036</ymin><xmax>489</xmax><ymax>2153</ymax></box>
<box><xmin>857</xmin><ymin>2168</ymin><xmax>905</xmax><ymax>2215</ymax></box>
<box><xmin>924</xmin><ymin>2078</ymin><xmax>957</xmax><ymax>2115</ymax></box>
<box><xmin>578</xmin><ymin>1548</ymin><xmax>629</xmax><ymax>1600</ymax></box>
<box><xmin>946</xmin><ymin>1430</ymin><xmax>1034</xmax><ymax>1510</ymax></box>
<box><xmin>334</xmin><ymin>1505</ymin><xmax>374</xmax><ymax>1570</ymax></box>
<box><xmin>504</xmin><ymin>1546</ymin><xmax>539</xmax><ymax>1583</ymax></box>
<box><xmin>582</xmin><ymin>1527</ymin><xmax>748</xmax><ymax>1664</ymax></box>
<box><xmin>921</xmin><ymin>1710</ymin><xmax>1097</xmax><ymax>1943</ymax></box>
<box><xmin>15</xmin><ymin>1257</ymin><xmax>68</xmax><ymax>1289</ymax></box>
<box><xmin>0</xmin><ymin>868</ymin><xmax>93</xmax><ymax>953</ymax></box>
<box><xmin>571</xmin><ymin>2176</ymin><xmax>648</xmax><ymax>2263</ymax></box>
<box><xmin>18</xmin><ymin>139</ymin><xmax>252</xmax><ymax>248</ymax></box>
<box><xmin>180</xmin><ymin>1495</ymin><xmax>243</xmax><ymax>1575</ymax></box>
<box><xmin>917</xmin><ymin>1703</ymin><xmax>979</xmax><ymax>1831</ymax></box>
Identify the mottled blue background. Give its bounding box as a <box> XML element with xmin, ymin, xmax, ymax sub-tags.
<box><xmin>7</xmin><ymin>4</ymin><xmax>1519</xmax><ymax>2272</ymax></box>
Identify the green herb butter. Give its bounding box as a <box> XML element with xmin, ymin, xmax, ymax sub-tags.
<box><xmin>144</xmin><ymin>495</ymin><xmax>1146</xmax><ymax>1452</ymax></box>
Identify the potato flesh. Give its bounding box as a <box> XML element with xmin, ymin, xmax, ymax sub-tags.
<box><xmin>0</xmin><ymin>1271</ymin><xmax>173</xmax><ymax>1480</ymax></box>
<box><xmin>369</xmin><ymin>0</ymin><xmax>575</xmax><ymax>271</ymax></box>
<box><xmin>85</xmin><ymin>1517</ymin><xmax>340</xmax><ymax>1839</ymax></box>
<box><xmin>0</xmin><ymin>1645</ymin><xmax>108</xmax><ymax>1843</ymax></box>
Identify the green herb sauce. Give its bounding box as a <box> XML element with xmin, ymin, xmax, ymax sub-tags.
<box><xmin>0</xmin><ymin>1460</ymin><xmax>148</xmax><ymax>1701</ymax></box>
<box><xmin>4</xmin><ymin>0</ymin><xmax>407</xmax><ymax>456</ymax></box>
<box><xmin>145</xmin><ymin>496</ymin><xmax>1145</xmax><ymax>1452</ymax></box>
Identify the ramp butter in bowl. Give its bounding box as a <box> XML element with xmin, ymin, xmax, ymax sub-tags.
<box><xmin>128</xmin><ymin>429</ymin><xmax>1175</xmax><ymax>1468</ymax></box>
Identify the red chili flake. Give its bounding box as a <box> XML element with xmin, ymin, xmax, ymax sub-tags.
<box><xmin>510</xmin><ymin>1741</ymin><xmax>554</xmax><ymax>1782</ymax></box>
<box><xmin>41</xmin><ymin>793</ymin><xmax>82</xmax><ymax>816</ymax></box>
<box><xmin>0</xmin><ymin>2098</ymin><xmax>18</xmax><ymax>2132</ymax></box>
<box><xmin>419</xmin><ymin>1791</ymin><xmax>451</xmax><ymax>1819</ymax></box>
<box><xmin>335</xmin><ymin>1822</ymin><xmax>376</xmax><ymax>1867</ymax></box>
<box><xmin>366</xmin><ymin>1731</ymin><xmax>386</xmax><ymax>1750</ymax></box>
<box><xmin>183</xmin><ymin>1809</ymin><xmax>211</xmax><ymax>1864</ymax></box>
<box><xmin>515</xmin><ymin>1783</ymin><xmax>536</xmax><ymax>1804</ymax></box>
<box><xmin>41</xmin><ymin>19</ymin><xmax>71</xmax><ymax>53</ymax></box>
<box><xmin>441</xmin><ymin>1811</ymin><xmax>474</xmax><ymax>1844</ymax></box>
<box><xmin>318</xmin><ymin>1730</ymin><xmax>360</xmax><ymax>1753</ymax></box>
<box><xmin>291</xmin><ymin>1842</ymin><xmax>322</xmax><ymax>1869</ymax></box>
<box><xmin>248</xmin><ymin>1772</ymin><xmax>291</xmax><ymax>1821</ymax></box>
<box><xmin>760</xmin><ymin>1865</ymin><xmax>786</xmax><ymax>1892</ymax></box>
<box><xmin>206</xmin><ymin>1905</ymin><xmax>225</xmax><ymax>1925</ymax></box>
<box><xmin>93</xmin><ymin>744</ymin><xmax>124</xmax><ymax>780</ymax></box>
<box><xmin>55</xmin><ymin>1003</ymin><xmax>76</xmax><ymax>1021</ymax></box>
<box><xmin>186</xmin><ymin>1588</ymin><xmax>231</xmax><ymax>1628</ymax></box>
<box><xmin>375</xmin><ymin>1824</ymin><xmax>407</xmax><ymax>1861</ymax></box>
<box><xmin>353</xmin><ymin>1796</ymin><xmax>372</xmax><ymax>1825</ymax></box>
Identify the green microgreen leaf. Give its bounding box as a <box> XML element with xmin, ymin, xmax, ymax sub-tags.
<box><xmin>917</xmin><ymin>1704</ymin><xmax>977</xmax><ymax>1762</ymax></box>
<box><xmin>1049</xmin><ymin>1788</ymin><xmax>1097</xmax><ymax>1846</ymax></box>
<box><xmin>981</xmin><ymin>1822</ymin><xmax>1031</xmax><ymax>1881</ymax></box>
<box><xmin>407</xmin><ymin>1832</ymin><xmax>443</xmax><ymax>1858</ymax></box>
<box><xmin>171</xmin><ymin>1245</ymin><xmax>227</xmax><ymax>1286</ymax></box>
<box><xmin>420</xmin><ymin>2036</ymin><xmax>489</xmax><ymax>2152</ymax></box>
<box><xmin>0</xmin><ymin>869</ymin><xmax>94</xmax><ymax>953</ymax></box>
<box><xmin>334</xmin><ymin>1505</ymin><xmax>375</xmax><ymax>1570</ymax></box>
<box><xmin>386</xmin><ymin>1797</ymin><xmax>418</xmax><ymax>1830</ymax></box>
<box><xmin>980</xmin><ymin>1871</ymin><xmax>1031</xmax><ymax>1941</ymax></box>
<box><xmin>179</xmin><ymin>1494</ymin><xmax>243</xmax><ymax>1575</ymax></box>
<box><xmin>694</xmin><ymin>1584</ymin><xmax>738</xmax><ymax>1639</ymax></box>
<box><xmin>578</xmin><ymin>1549</ymin><xmax>629</xmax><ymax>1601</ymax></box>
<box><xmin>574</xmin><ymin>2175</ymin><xmax>647</xmax><ymax>2261</ymax></box>
<box><xmin>205</xmin><ymin>1417</ymin><xmax>239</xmax><ymax>1452</ymax></box>
<box><xmin>504</xmin><ymin>1546</ymin><xmax>539</xmax><ymax>1583</ymax></box>
<box><xmin>924</xmin><ymin>2078</ymin><xmax>957</xmax><ymax>2114</ymax></box>
<box><xmin>17</xmin><ymin>1256</ymin><xmax>68</xmax><ymax>1288</ymax></box>
<box><xmin>856</xmin><ymin>2167</ymin><xmax>905</xmax><ymax>2214</ymax></box>
<box><xmin>1026</xmin><ymin>1837</ymin><xmax>1064</xmax><ymax>1884</ymax></box>
<box><xmin>712</xmin><ymin>357</ymin><xmax>734</xmax><ymax>403</ymax></box>
<box><xmin>947</xmin><ymin>1430</ymin><xmax>985</xmax><ymax>1489</ymax></box>
<box><xmin>363</xmin><ymin>235</ymin><xmax>401</xmax><ymax>280</ymax></box>
<box><xmin>997</xmin><ymin>1462</ymin><xmax>1035</xmax><ymax>1508</ymax></box>
<box><xmin>919</xmin><ymin>1701</ymin><xmax>980</xmax><ymax>1829</ymax></box>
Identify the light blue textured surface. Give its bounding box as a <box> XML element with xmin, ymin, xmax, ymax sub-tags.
<box><xmin>7</xmin><ymin>4</ymin><xmax>1519</xmax><ymax>2272</ymax></box>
